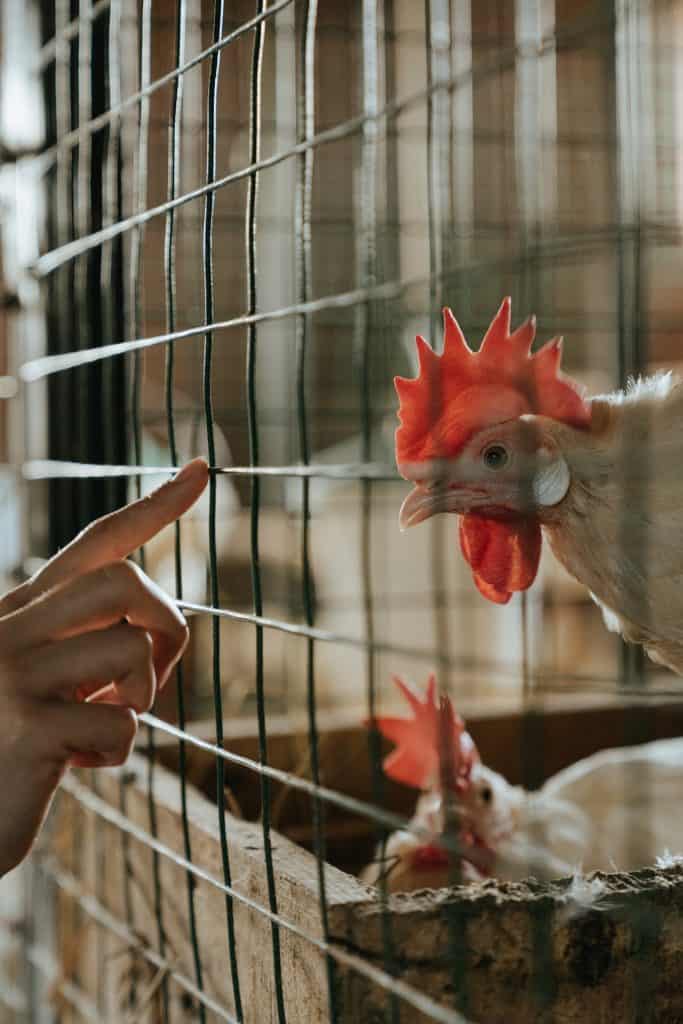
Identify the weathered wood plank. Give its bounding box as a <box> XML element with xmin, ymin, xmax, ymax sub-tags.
<box><xmin>48</xmin><ymin>704</ymin><xmax>683</xmax><ymax>1023</ymax></box>
<box><xmin>335</xmin><ymin>867</ymin><xmax>683</xmax><ymax>1024</ymax></box>
<box><xmin>51</xmin><ymin>753</ymin><xmax>370</xmax><ymax>1024</ymax></box>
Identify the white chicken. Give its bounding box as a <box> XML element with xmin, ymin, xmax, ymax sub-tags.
<box><xmin>362</xmin><ymin>675</ymin><xmax>683</xmax><ymax>892</ymax></box>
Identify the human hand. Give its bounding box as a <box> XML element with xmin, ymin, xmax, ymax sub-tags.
<box><xmin>0</xmin><ymin>458</ymin><xmax>208</xmax><ymax>876</ymax></box>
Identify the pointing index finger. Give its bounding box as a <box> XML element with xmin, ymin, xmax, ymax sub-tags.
<box><xmin>32</xmin><ymin>458</ymin><xmax>209</xmax><ymax>592</ymax></box>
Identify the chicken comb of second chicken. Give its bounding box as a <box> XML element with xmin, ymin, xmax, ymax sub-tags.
<box><xmin>372</xmin><ymin>673</ymin><xmax>478</xmax><ymax>792</ymax></box>
<box><xmin>363</xmin><ymin>675</ymin><xmax>528</xmax><ymax>889</ymax></box>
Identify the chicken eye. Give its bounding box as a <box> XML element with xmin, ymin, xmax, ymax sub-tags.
<box><xmin>482</xmin><ymin>444</ymin><xmax>509</xmax><ymax>471</ymax></box>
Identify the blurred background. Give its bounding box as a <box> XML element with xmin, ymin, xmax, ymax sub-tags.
<box><xmin>7</xmin><ymin>0</ymin><xmax>681</xmax><ymax>709</ymax></box>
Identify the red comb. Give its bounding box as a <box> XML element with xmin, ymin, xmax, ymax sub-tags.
<box><xmin>372</xmin><ymin>675</ymin><xmax>479</xmax><ymax>792</ymax></box>
<box><xmin>394</xmin><ymin>297</ymin><xmax>591</xmax><ymax>468</ymax></box>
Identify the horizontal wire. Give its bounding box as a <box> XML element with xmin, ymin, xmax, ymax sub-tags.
<box><xmin>21</xmin><ymin>459</ymin><xmax>399</xmax><ymax>481</ymax></box>
<box><xmin>175</xmin><ymin>596</ymin><xmax>497</xmax><ymax>671</ymax></box>
<box><xmin>23</xmin><ymin>461</ymin><xmax>182</xmax><ymax>479</ymax></box>
<box><xmin>10</xmin><ymin>534</ymin><xmax>683</xmax><ymax>693</ymax></box>
<box><xmin>59</xmin><ymin>774</ymin><xmax>470</xmax><ymax>1024</ymax></box>
<box><xmin>138</xmin><ymin>712</ymin><xmax>487</xmax><ymax>868</ymax></box>
<box><xmin>29</xmin><ymin>7</ymin><xmax>620</xmax><ymax>278</ymax></box>
<box><xmin>36</xmin><ymin>858</ymin><xmax>238</xmax><ymax>1023</ymax></box>
<box><xmin>32</xmin><ymin>112</ymin><xmax>377</xmax><ymax>274</ymax></box>
<box><xmin>136</xmin><ymin>689</ymin><xmax>683</xmax><ymax>845</ymax></box>
<box><xmin>10</xmin><ymin>540</ymin><xmax>677</xmax><ymax>695</ymax></box>
<box><xmin>32</xmin><ymin>0</ymin><xmax>295</xmax><ymax>171</ymax></box>
<box><xmin>25</xmin><ymin>942</ymin><xmax>100</xmax><ymax>1022</ymax></box>
<box><xmin>21</xmin><ymin>275</ymin><xmax>408</xmax><ymax>379</ymax></box>
<box><xmin>35</xmin><ymin>0</ymin><xmax>111</xmax><ymax>69</ymax></box>
<box><xmin>22</xmin><ymin>222</ymin><xmax>678</xmax><ymax>381</ymax></box>
<box><xmin>175</xmin><ymin>598</ymin><xmax>683</xmax><ymax>695</ymax></box>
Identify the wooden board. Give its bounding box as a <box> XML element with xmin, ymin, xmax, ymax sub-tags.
<box><xmin>47</xmin><ymin>741</ymin><xmax>683</xmax><ymax>1024</ymax></box>
<box><xmin>49</xmin><ymin>753</ymin><xmax>370</xmax><ymax>1024</ymax></box>
<box><xmin>339</xmin><ymin>866</ymin><xmax>683</xmax><ymax>1023</ymax></box>
<box><xmin>46</xmin><ymin>704</ymin><xmax>683</xmax><ymax>1024</ymax></box>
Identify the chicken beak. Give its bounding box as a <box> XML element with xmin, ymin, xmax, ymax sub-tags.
<box><xmin>399</xmin><ymin>486</ymin><xmax>428</xmax><ymax>530</ymax></box>
<box><xmin>399</xmin><ymin>483</ymin><xmax>463</xmax><ymax>531</ymax></box>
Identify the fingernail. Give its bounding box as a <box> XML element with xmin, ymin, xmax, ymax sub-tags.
<box><xmin>172</xmin><ymin>458</ymin><xmax>208</xmax><ymax>487</ymax></box>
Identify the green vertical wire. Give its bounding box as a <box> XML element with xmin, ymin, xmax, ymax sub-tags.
<box><xmin>163</xmin><ymin>0</ymin><xmax>207</xmax><ymax>1017</ymax></box>
<box><xmin>119</xmin><ymin>2</ymin><xmax>153</xmax><ymax>1007</ymax></box>
<box><xmin>75</xmin><ymin>0</ymin><xmax>92</xmax><ymax>531</ymax></box>
<box><xmin>358</xmin><ymin>3</ymin><xmax>400</xmax><ymax>1022</ymax></box>
<box><xmin>70</xmin><ymin>0</ymin><xmax>91</xmax><ymax>1001</ymax></box>
<box><xmin>129</xmin><ymin>0</ymin><xmax>151</xmax><ymax>527</ymax></box>
<box><xmin>52</xmin><ymin>0</ymin><xmax>73</xmax><ymax>553</ymax></box>
<box><xmin>126</xmin><ymin>0</ymin><xmax>169</xmax><ymax>1015</ymax></box>
<box><xmin>100</xmin><ymin>0</ymin><xmax>120</xmax><ymax>515</ymax></box>
<box><xmin>615</xmin><ymin>0</ymin><xmax>647</xmax><ymax>695</ymax></box>
<box><xmin>202</xmin><ymin>0</ymin><xmax>244</xmax><ymax>1017</ymax></box>
<box><xmin>424</xmin><ymin>1</ymin><xmax>468</xmax><ymax>1016</ymax></box>
<box><xmin>294</xmin><ymin>0</ymin><xmax>338</xmax><ymax>1019</ymax></box>
<box><xmin>93</xmin><ymin>1</ymin><xmax>122</xmax><ymax>1012</ymax></box>
<box><xmin>143</xmin><ymin>370</ymin><xmax>171</xmax><ymax>1005</ymax></box>
<box><xmin>424</xmin><ymin>0</ymin><xmax>452</xmax><ymax>685</ymax></box>
<box><xmin>244</xmin><ymin>4</ymin><xmax>288</xmax><ymax>1022</ymax></box>
<box><xmin>614</xmin><ymin>5</ymin><xmax>658</xmax><ymax>1008</ymax></box>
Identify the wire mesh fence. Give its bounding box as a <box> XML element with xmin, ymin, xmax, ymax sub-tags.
<box><xmin>2</xmin><ymin>0</ymin><xmax>683</xmax><ymax>1021</ymax></box>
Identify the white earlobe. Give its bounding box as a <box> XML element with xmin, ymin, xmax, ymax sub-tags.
<box><xmin>533</xmin><ymin>455</ymin><xmax>570</xmax><ymax>507</ymax></box>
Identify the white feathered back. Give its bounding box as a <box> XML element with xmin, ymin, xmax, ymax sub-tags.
<box><xmin>544</xmin><ymin>372</ymin><xmax>683</xmax><ymax>672</ymax></box>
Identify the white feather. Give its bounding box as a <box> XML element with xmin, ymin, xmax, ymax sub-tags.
<box><xmin>557</xmin><ymin>872</ymin><xmax>611</xmax><ymax>923</ymax></box>
<box><xmin>655</xmin><ymin>850</ymin><xmax>683</xmax><ymax>869</ymax></box>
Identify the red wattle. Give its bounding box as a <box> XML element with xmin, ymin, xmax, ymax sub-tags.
<box><xmin>411</xmin><ymin>843</ymin><xmax>450</xmax><ymax>869</ymax></box>
<box><xmin>459</xmin><ymin>514</ymin><xmax>542</xmax><ymax>604</ymax></box>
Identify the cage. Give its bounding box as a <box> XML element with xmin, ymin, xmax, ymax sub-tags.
<box><xmin>2</xmin><ymin>0</ymin><xmax>683</xmax><ymax>1022</ymax></box>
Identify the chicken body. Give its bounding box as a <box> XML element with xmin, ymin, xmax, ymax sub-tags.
<box><xmin>542</xmin><ymin>373</ymin><xmax>683</xmax><ymax>673</ymax></box>
<box><xmin>363</xmin><ymin>736</ymin><xmax>683</xmax><ymax>894</ymax></box>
